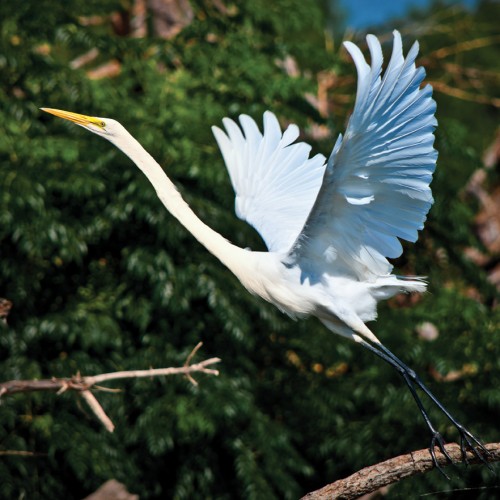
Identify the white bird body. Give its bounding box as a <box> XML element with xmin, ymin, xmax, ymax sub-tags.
<box><xmin>104</xmin><ymin>119</ymin><xmax>426</xmax><ymax>341</ymax></box>
<box><xmin>102</xmin><ymin>127</ymin><xmax>380</xmax><ymax>330</ymax></box>
<box><xmin>42</xmin><ymin>31</ymin><xmax>490</xmax><ymax>468</ymax></box>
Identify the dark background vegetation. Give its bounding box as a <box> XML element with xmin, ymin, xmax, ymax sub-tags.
<box><xmin>0</xmin><ymin>0</ymin><xmax>499</xmax><ymax>498</ymax></box>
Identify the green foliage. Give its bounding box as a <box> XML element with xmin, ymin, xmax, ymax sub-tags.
<box><xmin>0</xmin><ymin>0</ymin><xmax>499</xmax><ymax>498</ymax></box>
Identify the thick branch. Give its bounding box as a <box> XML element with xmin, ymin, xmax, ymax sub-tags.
<box><xmin>302</xmin><ymin>442</ymin><xmax>500</xmax><ymax>500</ymax></box>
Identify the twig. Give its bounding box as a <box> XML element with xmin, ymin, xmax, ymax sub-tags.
<box><xmin>84</xmin><ymin>357</ymin><xmax>220</xmax><ymax>385</ymax></box>
<box><xmin>428</xmin><ymin>34</ymin><xmax>500</xmax><ymax>60</ymax></box>
<box><xmin>0</xmin><ymin>344</ymin><xmax>220</xmax><ymax>432</ymax></box>
<box><xmin>301</xmin><ymin>442</ymin><xmax>500</xmax><ymax>500</ymax></box>
<box><xmin>428</xmin><ymin>80</ymin><xmax>500</xmax><ymax>108</ymax></box>
<box><xmin>80</xmin><ymin>390</ymin><xmax>115</xmax><ymax>432</ymax></box>
<box><xmin>0</xmin><ymin>450</ymin><xmax>45</xmax><ymax>457</ymax></box>
<box><xmin>185</xmin><ymin>341</ymin><xmax>203</xmax><ymax>367</ymax></box>
<box><xmin>184</xmin><ymin>341</ymin><xmax>203</xmax><ymax>386</ymax></box>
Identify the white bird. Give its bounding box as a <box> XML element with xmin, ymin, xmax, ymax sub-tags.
<box><xmin>42</xmin><ymin>30</ymin><xmax>488</xmax><ymax>472</ymax></box>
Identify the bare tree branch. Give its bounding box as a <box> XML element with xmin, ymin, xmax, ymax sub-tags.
<box><xmin>0</xmin><ymin>343</ymin><xmax>220</xmax><ymax>432</ymax></box>
<box><xmin>302</xmin><ymin>442</ymin><xmax>500</xmax><ymax>500</ymax></box>
<box><xmin>0</xmin><ymin>352</ymin><xmax>220</xmax><ymax>397</ymax></box>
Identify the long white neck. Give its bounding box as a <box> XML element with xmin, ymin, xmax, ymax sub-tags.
<box><xmin>109</xmin><ymin>128</ymin><xmax>249</xmax><ymax>276</ymax></box>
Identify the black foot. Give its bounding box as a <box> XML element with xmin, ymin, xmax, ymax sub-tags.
<box><xmin>457</xmin><ymin>425</ymin><xmax>493</xmax><ymax>472</ymax></box>
<box><xmin>430</xmin><ymin>431</ymin><xmax>453</xmax><ymax>478</ymax></box>
<box><xmin>430</xmin><ymin>426</ymin><xmax>493</xmax><ymax>477</ymax></box>
<box><xmin>356</xmin><ymin>338</ymin><xmax>494</xmax><ymax>475</ymax></box>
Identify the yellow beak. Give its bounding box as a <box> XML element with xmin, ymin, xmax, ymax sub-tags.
<box><xmin>41</xmin><ymin>108</ymin><xmax>106</xmax><ymax>129</ymax></box>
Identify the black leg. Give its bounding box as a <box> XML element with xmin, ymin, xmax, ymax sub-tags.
<box><xmin>375</xmin><ymin>342</ymin><xmax>492</xmax><ymax>468</ymax></box>
<box><xmin>356</xmin><ymin>337</ymin><xmax>491</xmax><ymax>474</ymax></box>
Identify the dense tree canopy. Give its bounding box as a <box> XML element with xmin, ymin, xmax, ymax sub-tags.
<box><xmin>0</xmin><ymin>0</ymin><xmax>498</xmax><ymax>498</ymax></box>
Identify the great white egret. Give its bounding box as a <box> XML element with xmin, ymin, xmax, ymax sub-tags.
<box><xmin>42</xmin><ymin>31</ymin><xmax>489</xmax><ymax>472</ymax></box>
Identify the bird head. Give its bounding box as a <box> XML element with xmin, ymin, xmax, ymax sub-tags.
<box><xmin>41</xmin><ymin>108</ymin><xmax>123</xmax><ymax>139</ymax></box>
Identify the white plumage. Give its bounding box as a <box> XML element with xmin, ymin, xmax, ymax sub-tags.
<box><xmin>212</xmin><ymin>112</ymin><xmax>326</xmax><ymax>253</ymax></box>
<box><xmin>214</xmin><ymin>31</ymin><xmax>436</xmax><ymax>283</ymax></box>
<box><xmin>42</xmin><ymin>30</ymin><xmax>489</xmax><ymax>471</ymax></box>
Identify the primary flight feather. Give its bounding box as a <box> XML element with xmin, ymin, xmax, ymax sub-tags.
<box><xmin>42</xmin><ymin>30</ymin><xmax>489</xmax><ymax>472</ymax></box>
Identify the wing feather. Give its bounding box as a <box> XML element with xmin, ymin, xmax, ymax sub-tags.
<box><xmin>212</xmin><ymin>112</ymin><xmax>326</xmax><ymax>252</ymax></box>
<box><xmin>289</xmin><ymin>31</ymin><xmax>437</xmax><ymax>279</ymax></box>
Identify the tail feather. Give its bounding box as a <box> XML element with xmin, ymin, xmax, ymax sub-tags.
<box><xmin>371</xmin><ymin>275</ymin><xmax>427</xmax><ymax>301</ymax></box>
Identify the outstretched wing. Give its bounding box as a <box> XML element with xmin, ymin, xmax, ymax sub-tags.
<box><xmin>212</xmin><ymin>112</ymin><xmax>326</xmax><ymax>252</ymax></box>
<box><xmin>289</xmin><ymin>31</ymin><xmax>437</xmax><ymax>280</ymax></box>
